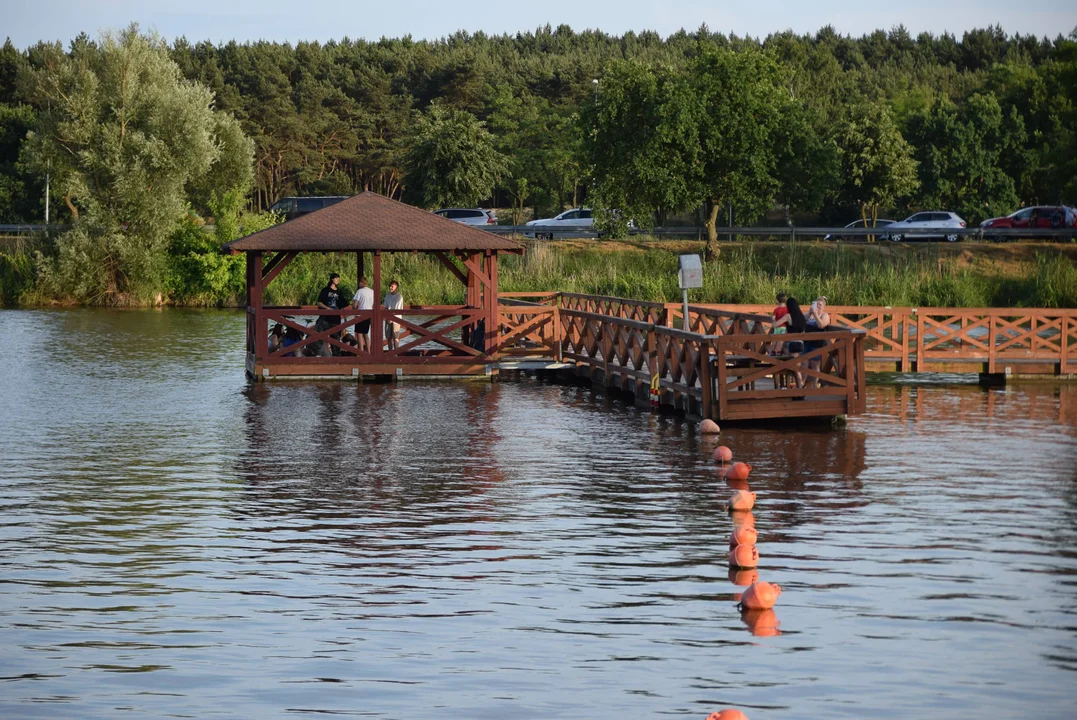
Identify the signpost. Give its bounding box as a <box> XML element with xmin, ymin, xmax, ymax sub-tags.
<box><xmin>678</xmin><ymin>254</ymin><xmax>703</xmax><ymax>332</ymax></box>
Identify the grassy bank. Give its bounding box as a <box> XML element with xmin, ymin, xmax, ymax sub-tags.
<box><xmin>3</xmin><ymin>237</ymin><xmax>1077</xmax><ymax>308</ymax></box>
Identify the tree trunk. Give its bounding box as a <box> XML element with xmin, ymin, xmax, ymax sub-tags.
<box><xmin>861</xmin><ymin>202</ymin><xmax>872</xmax><ymax>242</ymax></box>
<box><xmin>703</xmin><ymin>202</ymin><xmax>721</xmax><ymax>259</ymax></box>
<box><xmin>64</xmin><ymin>194</ymin><xmax>79</xmax><ymax>220</ymax></box>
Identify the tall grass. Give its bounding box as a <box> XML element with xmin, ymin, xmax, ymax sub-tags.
<box><xmin>3</xmin><ymin>239</ymin><xmax>1075</xmax><ymax>308</ymax></box>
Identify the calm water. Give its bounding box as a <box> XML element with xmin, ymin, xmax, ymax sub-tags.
<box><xmin>1</xmin><ymin>308</ymin><xmax>1075</xmax><ymax>719</ymax></box>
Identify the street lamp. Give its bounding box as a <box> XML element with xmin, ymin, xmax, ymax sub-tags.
<box><xmin>592</xmin><ymin>78</ymin><xmax>598</xmax><ymax>102</ymax></box>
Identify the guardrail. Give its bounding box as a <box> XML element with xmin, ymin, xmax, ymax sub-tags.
<box><xmin>483</xmin><ymin>225</ymin><xmax>1077</xmax><ymax>241</ymax></box>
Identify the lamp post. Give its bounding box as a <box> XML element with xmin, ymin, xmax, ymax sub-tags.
<box><xmin>592</xmin><ymin>78</ymin><xmax>598</xmax><ymax>102</ymax></box>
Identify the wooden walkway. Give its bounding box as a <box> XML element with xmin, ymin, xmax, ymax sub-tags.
<box><xmin>499</xmin><ymin>293</ymin><xmax>866</xmax><ymax>422</ymax></box>
<box><xmin>247</xmin><ymin>292</ymin><xmax>1076</xmax><ymax>423</ymax></box>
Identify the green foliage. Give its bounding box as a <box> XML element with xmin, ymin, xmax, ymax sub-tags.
<box><xmin>403</xmin><ymin>102</ymin><xmax>506</xmax><ymax>209</ymax></box>
<box><xmin>0</xmin><ymin>103</ymin><xmax>38</xmax><ymax>222</ymax></box>
<box><xmin>164</xmin><ymin>190</ymin><xmax>282</xmax><ymax>306</ymax></box>
<box><xmin>20</xmin><ymin>26</ymin><xmax>254</xmax><ymax>304</ymax></box>
<box><xmin>837</xmin><ymin>101</ymin><xmax>920</xmax><ymax>225</ymax></box>
<box><xmin>905</xmin><ymin>93</ymin><xmax>1023</xmax><ymax>223</ymax></box>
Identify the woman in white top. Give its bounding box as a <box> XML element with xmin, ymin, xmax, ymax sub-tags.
<box><xmin>383</xmin><ymin>280</ymin><xmax>404</xmax><ymax>350</ymax></box>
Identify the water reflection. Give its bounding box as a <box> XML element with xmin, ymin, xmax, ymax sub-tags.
<box><xmin>1</xmin><ymin>309</ymin><xmax>1076</xmax><ymax>718</ymax></box>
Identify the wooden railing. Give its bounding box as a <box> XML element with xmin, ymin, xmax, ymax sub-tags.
<box><xmin>706</xmin><ymin>304</ymin><xmax>1077</xmax><ymax>373</ymax></box>
<box><xmin>549</xmin><ymin>295</ymin><xmax>865</xmax><ymax>420</ymax></box>
<box><xmin>714</xmin><ymin>331</ymin><xmax>866</xmax><ymax>421</ymax></box>
<box><xmin>252</xmin><ymin>304</ymin><xmax>493</xmax><ymax>370</ymax></box>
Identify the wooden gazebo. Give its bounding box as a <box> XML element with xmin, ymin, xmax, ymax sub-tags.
<box><xmin>224</xmin><ymin>192</ymin><xmax>523</xmax><ymax>380</ymax></box>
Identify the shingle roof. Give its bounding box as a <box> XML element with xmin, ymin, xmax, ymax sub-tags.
<box><xmin>222</xmin><ymin>192</ymin><xmax>523</xmax><ymax>254</ymax></box>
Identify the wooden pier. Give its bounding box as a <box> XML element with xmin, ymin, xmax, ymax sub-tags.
<box><xmin>227</xmin><ymin>196</ymin><xmax>1076</xmax><ymax>423</ymax></box>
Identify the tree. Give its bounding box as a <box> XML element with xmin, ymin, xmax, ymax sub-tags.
<box><xmin>402</xmin><ymin>101</ymin><xmax>506</xmax><ymax>208</ymax></box>
<box><xmin>689</xmin><ymin>46</ymin><xmax>788</xmax><ymax>256</ymax></box>
<box><xmin>837</xmin><ymin>101</ymin><xmax>919</xmax><ymax>234</ymax></box>
<box><xmin>0</xmin><ymin>104</ymin><xmax>37</xmax><ymax>222</ymax></box>
<box><xmin>585</xmin><ymin>60</ymin><xmax>698</xmax><ymax>236</ymax></box>
<box><xmin>20</xmin><ymin>25</ymin><xmax>253</xmax><ymax>303</ymax></box>
<box><xmin>905</xmin><ymin>93</ymin><xmax>1023</xmax><ymax>223</ymax></box>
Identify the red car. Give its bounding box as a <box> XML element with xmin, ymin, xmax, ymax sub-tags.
<box><xmin>980</xmin><ymin>206</ymin><xmax>1077</xmax><ymax>229</ymax></box>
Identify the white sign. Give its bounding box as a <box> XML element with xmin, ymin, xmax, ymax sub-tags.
<box><xmin>678</xmin><ymin>254</ymin><xmax>703</xmax><ymax>289</ymax></box>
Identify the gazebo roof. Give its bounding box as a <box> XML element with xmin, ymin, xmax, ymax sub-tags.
<box><xmin>223</xmin><ymin>192</ymin><xmax>523</xmax><ymax>254</ymax></box>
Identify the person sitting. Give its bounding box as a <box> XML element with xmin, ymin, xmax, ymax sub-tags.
<box><xmin>281</xmin><ymin>326</ymin><xmax>304</xmax><ymax>357</ymax></box>
<box><xmin>268</xmin><ymin>323</ymin><xmax>285</xmax><ymax>353</ymax></box>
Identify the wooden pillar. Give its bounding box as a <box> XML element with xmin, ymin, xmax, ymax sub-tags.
<box><xmin>357</xmin><ymin>251</ymin><xmax>364</xmax><ymax>286</ymax></box>
<box><xmin>251</xmin><ymin>251</ymin><xmax>265</xmax><ymax>362</ymax></box>
<box><xmin>486</xmin><ymin>251</ymin><xmax>498</xmax><ymax>356</ymax></box>
<box><xmin>371</xmin><ymin>251</ymin><xmax>383</xmax><ymax>359</ymax></box>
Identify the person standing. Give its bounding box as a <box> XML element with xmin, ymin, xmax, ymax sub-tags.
<box><xmin>383</xmin><ymin>280</ymin><xmax>404</xmax><ymax>351</ymax></box>
<box><xmin>352</xmin><ymin>276</ymin><xmax>375</xmax><ymax>353</ymax></box>
<box><xmin>316</xmin><ymin>272</ymin><xmax>345</xmax><ymax>334</ymax></box>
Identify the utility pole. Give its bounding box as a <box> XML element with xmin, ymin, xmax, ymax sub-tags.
<box><xmin>45</xmin><ymin>159</ymin><xmax>50</xmax><ymax>225</ymax></box>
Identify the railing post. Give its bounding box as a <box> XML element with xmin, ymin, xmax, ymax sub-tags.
<box><xmin>719</xmin><ymin>337</ymin><xmax>728</xmax><ymax>421</ymax></box>
<box><xmin>251</xmin><ymin>251</ymin><xmax>266</xmax><ymax>363</ymax></box>
<box><xmin>554</xmin><ymin>306</ymin><xmax>563</xmax><ymax>361</ymax></box>
<box><xmin>915</xmin><ymin>309</ymin><xmax>924</xmax><ymax>372</ymax></box>
<box><xmin>700</xmin><ymin>338</ymin><xmax>714</xmax><ymax>420</ymax></box>
<box><xmin>900</xmin><ymin>309</ymin><xmax>910</xmax><ymax>372</ymax></box>
<box><xmin>988</xmin><ymin>313</ymin><xmax>997</xmax><ymax>374</ymax></box>
<box><xmin>844</xmin><ymin>336</ymin><xmax>855</xmax><ymax>413</ymax></box>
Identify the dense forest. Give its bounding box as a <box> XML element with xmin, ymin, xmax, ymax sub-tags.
<box><xmin>0</xmin><ymin>23</ymin><xmax>1075</xmax><ymax>305</ymax></box>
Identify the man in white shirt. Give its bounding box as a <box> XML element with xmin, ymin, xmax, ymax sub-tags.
<box><xmin>351</xmin><ymin>276</ymin><xmax>375</xmax><ymax>353</ymax></box>
<box><xmin>383</xmin><ymin>280</ymin><xmax>403</xmax><ymax>351</ymax></box>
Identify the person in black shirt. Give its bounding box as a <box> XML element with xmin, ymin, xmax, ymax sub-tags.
<box><xmin>315</xmin><ymin>273</ymin><xmax>344</xmax><ymax>335</ymax></box>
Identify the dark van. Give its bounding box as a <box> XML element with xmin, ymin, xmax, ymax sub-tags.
<box><xmin>269</xmin><ymin>196</ymin><xmax>349</xmax><ymax>220</ymax></box>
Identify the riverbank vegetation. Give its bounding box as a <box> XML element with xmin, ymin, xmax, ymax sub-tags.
<box><xmin>1</xmin><ymin>24</ymin><xmax>1076</xmax><ymax>306</ymax></box>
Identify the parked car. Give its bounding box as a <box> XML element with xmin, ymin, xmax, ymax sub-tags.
<box><xmin>883</xmin><ymin>211</ymin><xmax>966</xmax><ymax>242</ymax></box>
<box><xmin>980</xmin><ymin>206</ymin><xmax>1077</xmax><ymax>231</ymax></box>
<box><xmin>524</xmin><ymin>208</ymin><xmax>594</xmax><ymax>239</ymax></box>
<box><xmin>269</xmin><ymin>196</ymin><xmax>349</xmax><ymax>220</ymax></box>
<box><xmin>433</xmin><ymin>208</ymin><xmax>497</xmax><ymax>226</ymax></box>
<box><xmin>824</xmin><ymin>218</ymin><xmax>895</xmax><ymax>241</ymax></box>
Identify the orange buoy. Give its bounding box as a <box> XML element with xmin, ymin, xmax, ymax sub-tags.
<box><xmin>706</xmin><ymin>710</ymin><xmax>749</xmax><ymax>720</ymax></box>
<box><xmin>729</xmin><ymin>525</ymin><xmax>758</xmax><ymax>548</ymax></box>
<box><xmin>740</xmin><ymin>581</ymin><xmax>782</xmax><ymax>610</ymax></box>
<box><xmin>726</xmin><ymin>462</ymin><xmax>752</xmax><ymax>482</ymax></box>
<box><xmin>741</xmin><ymin>607</ymin><xmax>781</xmax><ymax>637</ymax></box>
<box><xmin>725</xmin><ymin>477</ymin><xmax>749</xmax><ymax>491</ymax></box>
<box><xmin>729</xmin><ymin>510</ymin><xmax>755</xmax><ymax>528</ymax></box>
<box><xmin>728</xmin><ymin>489</ymin><xmax>756</xmax><ymax>512</ymax></box>
<box><xmin>700</xmin><ymin>419</ymin><xmax>721</xmax><ymax>435</ymax></box>
<box><xmin>712</xmin><ymin>445</ymin><xmax>732</xmax><ymax>464</ymax></box>
<box><xmin>728</xmin><ymin>567</ymin><xmax>759</xmax><ymax>586</ymax></box>
<box><xmin>729</xmin><ymin>543</ymin><xmax>759</xmax><ymax>568</ymax></box>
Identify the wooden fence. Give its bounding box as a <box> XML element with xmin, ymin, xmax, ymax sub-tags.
<box><xmin>706</xmin><ymin>304</ymin><xmax>1077</xmax><ymax>374</ymax></box>
<box><xmin>534</xmin><ymin>294</ymin><xmax>866</xmax><ymax>421</ymax></box>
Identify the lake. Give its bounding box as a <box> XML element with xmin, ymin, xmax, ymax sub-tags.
<box><xmin>0</xmin><ymin>308</ymin><xmax>1075</xmax><ymax>719</ymax></box>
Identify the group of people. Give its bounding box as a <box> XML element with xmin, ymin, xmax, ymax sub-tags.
<box><xmin>768</xmin><ymin>292</ymin><xmax>835</xmax><ymax>388</ymax></box>
<box><xmin>267</xmin><ymin>272</ymin><xmax>405</xmax><ymax>357</ymax></box>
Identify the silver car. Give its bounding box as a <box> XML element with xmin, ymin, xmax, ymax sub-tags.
<box><xmin>524</xmin><ymin>208</ymin><xmax>594</xmax><ymax>239</ymax></box>
<box><xmin>824</xmin><ymin>218</ymin><xmax>895</xmax><ymax>241</ymax></box>
<box><xmin>434</xmin><ymin>208</ymin><xmax>497</xmax><ymax>226</ymax></box>
<box><xmin>884</xmin><ymin>211</ymin><xmax>967</xmax><ymax>242</ymax></box>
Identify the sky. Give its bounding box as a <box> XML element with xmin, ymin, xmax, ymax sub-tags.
<box><xmin>4</xmin><ymin>0</ymin><xmax>1076</xmax><ymax>48</ymax></box>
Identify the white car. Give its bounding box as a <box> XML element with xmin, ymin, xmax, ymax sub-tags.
<box><xmin>434</xmin><ymin>208</ymin><xmax>497</xmax><ymax>226</ymax></box>
<box><xmin>524</xmin><ymin>208</ymin><xmax>594</xmax><ymax>239</ymax></box>
<box><xmin>884</xmin><ymin>211</ymin><xmax>967</xmax><ymax>242</ymax></box>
